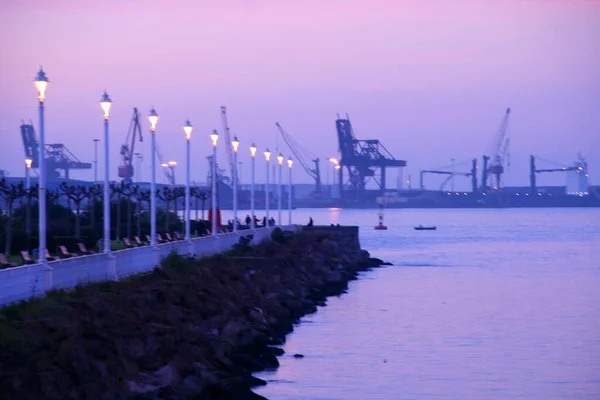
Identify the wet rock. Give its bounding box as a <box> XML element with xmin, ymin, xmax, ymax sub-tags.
<box><xmin>0</xmin><ymin>228</ymin><xmax>388</xmax><ymax>400</ymax></box>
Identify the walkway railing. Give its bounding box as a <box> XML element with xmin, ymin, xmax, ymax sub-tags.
<box><xmin>0</xmin><ymin>226</ymin><xmax>295</xmax><ymax>308</ymax></box>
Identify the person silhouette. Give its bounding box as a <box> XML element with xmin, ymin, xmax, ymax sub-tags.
<box><xmin>307</xmin><ymin>217</ymin><xmax>313</xmax><ymax>227</ymax></box>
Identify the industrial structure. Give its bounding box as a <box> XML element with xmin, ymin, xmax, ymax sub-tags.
<box><xmin>118</xmin><ymin>108</ymin><xmax>144</xmax><ymax>183</ymax></box>
<box><xmin>335</xmin><ymin>114</ymin><xmax>406</xmax><ymax>204</ymax></box>
<box><xmin>482</xmin><ymin>108</ymin><xmax>511</xmax><ymax>191</ymax></box>
<box><xmin>276</xmin><ymin>122</ymin><xmax>322</xmax><ymax>196</ymax></box>
<box><xmin>530</xmin><ymin>154</ymin><xmax>587</xmax><ymax>195</ymax></box>
<box><xmin>419</xmin><ymin>159</ymin><xmax>478</xmax><ymax>193</ymax></box>
<box><xmin>20</xmin><ymin>122</ymin><xmax>91</xmax><ymax>181</ymax></box>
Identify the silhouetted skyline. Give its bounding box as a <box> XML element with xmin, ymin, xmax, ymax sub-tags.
<box><xmin>1</xmin><ymin>0</ymin><xmax>598</xmax><ymax>190</ymax></box>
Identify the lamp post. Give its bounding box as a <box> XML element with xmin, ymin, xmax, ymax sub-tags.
<box><xmin>287</xmin><ymin>158</ymin><xmax>293</xmax><ymax>225</ymax></box>
<box><xmin>264</xmin><ymin>149</ymin><xmax>271</xmax><ymax>226</ymax></box>
<box><xmin>277</xmin><ymin>153</ymin><xmax>284</xmax><ymax>226</ymax></box>
<box><xmin>93</xmin><ymin>139</ymin><xmax>99</xmax><ymax>183</ymax></box>
<box><xmin>25</xmin><ymin>158</ymin><xmax>32</xmax><ymax>236</ymax></box>
<box><xmin>183</xmin><ymin>120</ymin><xmax>193</xmax><ymax>240</ymax></box>
<box><xmin>329</xmin><ymin>158</ymin><xmax>338</xmax><ymax>195</ymax></box>
<box><xmin>34</xmin><ymin>67</ymin><xmax>49</xmax><ymax>264</ymax></box>
<box><xmin>25</xmin><ymin>159</ymin><xmax>32</xmax><ymax>190</ymax></box>
<box><xmin>250</xmin><ymin>143</ymin><xmax>257</xmax><ymax>230</ymax></box>
<box><xmin>100</xmin><ymin>91</ymin><xmax>112</xmax><ymax>253</ymax></box>
<box><xmin>231</xmin><ymin>136</ymin><xmax>240</xmax><ymax>233</ymax></box>
<box><xmin>210</xmin><ymin>129</ymin><xmax>219</xmax><ymax>236</ymax></box>
<box><xmin>148</xmin><ymin>107</ymin><xmax>159</xmax><ymax>246</ymax></box>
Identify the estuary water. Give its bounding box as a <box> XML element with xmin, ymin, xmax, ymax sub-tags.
<box><xmin>242</xmin><ymin>208</ymin><xmax>600</xmax><ymax>400</ymax></box>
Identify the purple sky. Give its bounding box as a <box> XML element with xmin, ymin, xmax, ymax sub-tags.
<box><xmin>1</xmin><ymin>0</ymin><xmax>599</xmax><ymax>190</ymax></box>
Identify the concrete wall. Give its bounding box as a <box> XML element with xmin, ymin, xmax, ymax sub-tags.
<box><xmin>0</xmin><ymin>226</ymin><xmax>298</xmax><ymax>308</ymax></box>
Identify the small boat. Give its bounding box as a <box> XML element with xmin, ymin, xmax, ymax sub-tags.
<box><xmin>414</xmin><ymin>225</ymin><xmax>436</xmax><ymax>231</ymax></box>
<box><xmin>374</xmin><ymin>203</ymin><xmax>388</xmax><ymax>230</ymax></box>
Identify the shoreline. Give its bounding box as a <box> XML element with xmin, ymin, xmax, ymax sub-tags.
<box><xmin>0</xmin><ymin>226</ymin><xmax>386</xmax><ymax>399</ymax></box>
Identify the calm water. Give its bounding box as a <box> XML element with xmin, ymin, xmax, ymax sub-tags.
<box><xmin>244</xmin><ymin>208</ymin><xmax>600</xmax><ymax>400</ymax></box>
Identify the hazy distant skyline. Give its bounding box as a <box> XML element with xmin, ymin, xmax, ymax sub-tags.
<box><xmin>1</xmin><ymin>0</ymin><xmax>599</xmax><ymax>190</ymax></box>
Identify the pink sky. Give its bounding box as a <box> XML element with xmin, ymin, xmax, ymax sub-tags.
<box><xmin>0</xmin><ymin>0</ymin><xmax>599</xmax><ymax>189</ymax></box>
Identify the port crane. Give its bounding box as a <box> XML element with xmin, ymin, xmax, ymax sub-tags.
<box><xmin>20</xmin><ymin>122</ymin><xmax>91</xmax><ymax>181</ymax></box>
<box><xmin>483</xmin><ymin>108</ymin><xmax>511</xmax><ymax>191</ymax></box>
<box><xmin>419</xmin><ymin>159</ymin><xmax>478</xmax><ymax>192</ymax></box>
<box><xmin>220</xmin><ymin>106</ymin><xmax>237</xmax><ymax>184</ymax></box>
<box><xmin>530</xmin><ymin>155</ymin><xmax>586</xmax><ymax>195</ymax></box>
<box><xmin>275</xmin><ymin>122</ymin><xmax>322</xmax><ymax>196</ymax></box>
<box><xmin>335</xmin><ymin>114</ymin><xmax>406</xmax><ymax>203</ymax></box>
<box><xmin>118</xmin><ymin>108</ymin><xmax>144</xmax><ymax>183</ymax></box>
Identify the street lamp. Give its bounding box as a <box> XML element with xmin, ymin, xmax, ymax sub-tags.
<box><xmin>34</xmin><ymin>67</ymin><xmax>49</xmax><ymax>264</ymax></box>
<box><xmin>100</xmin><ymin>91</ymin><xmax>112</xmax><ymax>253</ymax></box>
<box><xmin>264</xmin><ymin>149</ymin><xmax>271</xmax><ymax>226</ymax></box>
<box><xmin>287</xmin><ymin>158</ymin><xmax>293</xmax><ymax>225</ymax></box>
<box><xmin>25</xmin><ymin>158</ymin><xmax>32</xmax><ymax>189</ymax></box>
<box><xmin>25</xmin><ymin>158</ymin><xmax>32</xmax><ymax>237</ymax></box>
<box><xmin>329</xmin><ymin>158</ymin><xmax>338</xmax><ymax>192</ymax></box>
<box><xmin>250</xmin><ymin>143</ymin><xmax>257</xmax><ymax>230</ymax></box>
<box><xmin>148</xmin><ymin>107</ymin><xmax>159</xmax><ymax>246</ymax></box>
<box><xmin>231</xmin><ymin>136</ymin><xmax>240</xmax><ymax>233</ymax></box>
<box><xmin>277</xmin><ymin>153</ymin><xmax>284</xmax><ymax>226</ymax></box>
<box><xmin>183</xmin><ymin>120</ymin><xmax>193</xmax><ymax>240</ymax></box>
<box><xmin>210</xmin><ymin>129</ymin><xmax>219</xmax><ymax>236</ymax></box>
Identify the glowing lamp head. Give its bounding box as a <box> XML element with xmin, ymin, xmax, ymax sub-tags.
<box><xmin>183</xmin><ymin>119</ymin><xmax>193</xmax><ymax>140</ymax></box>
<box><xmin>148</xmin><ymin>107</ymin><xmax>159</xmax><ymax>131</ymax></box>
<box><xmin>34</xmin><ymin>67</ymin><xmax>50</xmax><ymax>102</ymax></box>
<box><xmin>168</xmin><ymin>161</ymin><xmax>177</xmax><ymax>166</ymax></box>
<box><xmin>335</xmin><ymin>165</ymin><xmax>341</xmax><ymax>170</ymax></box>
<box><xmin>264</xmin><ymin>149</ymin><xmax>272</xmax><ymax>162</ymax></box>
<box><xmin>329</xmin><ymin>158</ymin><xmax>338</xmax><ymax>165</ymax></box>
<box><xmin>161</xmin><ymin>163</ymin><xmax>168</xmax><ymax>168</ymax></box>
<box><xmin>25</xmin><ymin>158</ymin><xmax>33</xmax><ymax>168</ymax></box>
<box><xmin>250</xmin><ymin>143</ymin><xmax>257</xmax><ymax>158</ymax></box>
<box><xmin>100</xmin><ymin>90</ymin><xmax>112</xmax><ymax>119</ymax></box>
<box><xmin>232</xmin><ymin>136</ymin><xmax>240</xmax><ymax>153</ymax></box>
<box><xmin>277</xmin><ymin>153</ymin><xmax>284</xmax><ymax>165</ymax></box>
<box><xmin>210</xmin><ymin>129</ymin><xmax>219</xmax><ymax>147</ymax></box>
<box><xmin>287</xmin><ymin>158</ymin><xmax>293</xmax><ymax>168</ymax></box>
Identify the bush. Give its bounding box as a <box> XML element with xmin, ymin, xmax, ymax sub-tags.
<box><xmin>80</xmin><ymin>225</ymin><xmax>99</xmax><ymax>250</ymax></box>
<box><xmin>229</xmin><ymin>235</ymin><xmax>254</xmax><ymax>256</ymax></box>
<box><xmin>271</xmin><ymin>227</ymin><xmax>286</xmax><ymax>244</ymax></box>
<box><xmin>0</xmin><ymin>230</ymin><xmax>30</xmax><ymax>254</ymax></box>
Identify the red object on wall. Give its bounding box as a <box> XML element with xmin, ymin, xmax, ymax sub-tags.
<box><xmin>208</xmin><ymin>207</ymin><xmax>222</xmax><ymax>231</ymax></box>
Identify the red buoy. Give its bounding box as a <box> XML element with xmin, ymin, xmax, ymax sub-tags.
<box><xmin>374</xmin><ymin>203</ymin><xmax>388</xmax><ymax>230</ymax></box>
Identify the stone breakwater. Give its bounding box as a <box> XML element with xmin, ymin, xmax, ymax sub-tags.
<box><xmin>0</xmin><ymin>227</ymin><xmax>386</xmax><ymax>399</ymax></box>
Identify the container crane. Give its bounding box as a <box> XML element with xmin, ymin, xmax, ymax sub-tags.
<box><xmin>20</xmin><ymin>122</ymin><xmax>91</xmax><ymax>181</ymax></box>
<box><xmin>220</xmin><ymin>106</ymin><xmax>236</xmax><ymax>183</ymax></box>
<box><xmin>335</xmin><ymin>114</ymin><xmax>406</xmax><ymax>203</ymax></box>
<box><xmin>118</xmin><ymin>108</ymin><xmax>143</xmax><ymax>183</ymax></box>
<box><xmin>275</xmin><ymin>122</ymin><xmax>322</xmax><ymax>196</ymax></box>
<box><xmin>485</xmin><ymin>108</ymin><xmax>511</xmax><ymax>191</ymax></box>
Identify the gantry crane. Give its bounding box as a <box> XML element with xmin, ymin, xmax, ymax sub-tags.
<box><xmin>275</xmin><ymin>122</ymin><xmax>322</xmax><ymax>196</ymax></box>
<box><xmin>220</xmin><ymin>106</ymin><xmax>237</xmax><ymax>184</ymax></box>
<box><xmin>118</xmin><ymin>108</ymin><xmax>144</xmax><ymax>183</ymax></box>
<box><xmin>21</xmin><ymin>122</ymin><xmax>91</xmax><ymax>181</ymax></box>
<box><xmin>484</xmin><ymin>108</ymin><xmax>511</xmax><ymax>191</ymax></box>
<box><xmin>335</xmin><ymin>114</ymin><xmax>406</xmax><ymax>203</ymax></box>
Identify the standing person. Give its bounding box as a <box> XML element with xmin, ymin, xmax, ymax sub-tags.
<box><xmin>307</xmin><ymin>217</ymin><xmax>313</xmax><ymax>226</ymax></box>
<box><xmin>245</xmin><ymin>214</ymin><xmax>251</xmax><ymax>227</ymax></box>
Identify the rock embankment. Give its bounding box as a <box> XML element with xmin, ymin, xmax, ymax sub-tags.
<box><xmin>0</xmin><ymin>227</ymin><xmax>384</xmax><ymax>399</ymax></box>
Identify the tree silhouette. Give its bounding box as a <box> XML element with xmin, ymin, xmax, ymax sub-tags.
<box><xmin>59</xmin><ymin>183</ymin><xmax>89</xmax><ymax>238</ymax></box>
<box><xmin>0</xmin><ymin>178</ymin><xmax>25</xmax><ymax>255</ymax></box>
<box><xmin>87</xmin><ymin>183</ymin><xmax>102</xmax><ymax>232</ymax></box>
